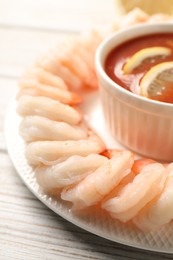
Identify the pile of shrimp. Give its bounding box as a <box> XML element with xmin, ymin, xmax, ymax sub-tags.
<box><xmin>16</xmin><ymin>8</ymin><xmax>173</xmax><ymax>232</ymax></box>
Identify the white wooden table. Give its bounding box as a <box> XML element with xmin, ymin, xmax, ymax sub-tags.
<box><xmin>0</xmin><ymin>1</ymin><xmax>173</xmax><ymax>259</ymax></box>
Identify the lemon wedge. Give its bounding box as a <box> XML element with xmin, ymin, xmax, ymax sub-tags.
<box><xmin>140</xmin><ymin>61</ymin><xmax>173</xmax><ymax>99</ymax></box>
<box><xmin>118</xmin><ymin>0</ymin><xmax>173</xmax><ymax>15</ymax></box>
<box><xmin>123</xmin><ymin>47</ymin><xmax>171</xmax><ymax>74</ymax></box>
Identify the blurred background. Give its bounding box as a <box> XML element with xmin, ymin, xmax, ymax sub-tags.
<box><xmin>0</xmin><ymin>0</ymin><xmax>172</xmax><ymax>82</ymax></box>
<box><xmin>0</xmin><ymin>0</ymin><xmax>117</xmax><ymax>80</ymax></box>
<box><xmin>0</xmin><ymin>0</ymin><xmax>117</xmax><ymax>32</ymax></box>
<box><xmin>0</xmin><ymin>0</ymin><xmax>172</xmax><ymax>32</ymax></box>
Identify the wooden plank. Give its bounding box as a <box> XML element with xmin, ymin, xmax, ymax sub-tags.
<box><xmin>0</xmin><ymin>0</ymin><xmax>119</xmax><ymax>32</ymax></box>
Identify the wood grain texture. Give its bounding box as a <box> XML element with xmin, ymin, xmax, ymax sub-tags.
<box><xmin>0</xmin><ymin>1</ymin><xmax>173</xmax><ymax>259</ymax></box>
<box><xmin>0</xmin><ymin>0</ymin><xmax>118</xmax><ymax>32</ymax></box>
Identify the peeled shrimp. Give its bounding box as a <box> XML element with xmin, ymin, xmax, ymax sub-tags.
<box><xmin>61</xmin><ymin>150</ymin><xmax>134</xmax><ymax>209</ymax></box>
<box><xmin>148</xmin><ymin>13</ymin><xmax>171</xmax><ymax>23</ymax></box>
<box><xmin>36</xmin><ymin>51</ymin><xmax>84</xmax><ymax>90</ymax></box>
<box><xmin>19</xmin><ymin>116</ymin><xmax>88</xmax><ymax>142</ymax></box>
<box><xmin>25</xmin><ymin>133</ymin><xmax>105</xmax><ymax>166</ymax></box>
<box><xmin>102</xmin><ymin>163</ymin><xmax>167</xmax><ymax>223</ymax></box>
<box><xmin>21</xmin><ymin>67</ymin><xmax>68</xmax><ymax>89</ymax></box>
<box><xmin>17</xmin><ymin>95</ymin><xmax>81</xmax><ymax>125</ymax></box>
<box><xmin>79</xmin><ymin>29</ymin><xmax>104</xmax><ymax>54</ymax></box>
<box><xmin>62</xmin><ymin>37</ymin><xmax>96</xmax><ymax>75</ymax></box>
<box><xmin>36</xmin><ymin>28</ymin><xmax>110</xmax><ymax>90</ymax></box>
<box><xmin>131</xmin><ymin>158</ymin><xmax>156</xmax><ymax>175</ymax></box>
<box><xmin>18</xmin><ymin>80</ymin><xmax>82</xmax><ymax>104</ymax></box>
<box><xmin>133</xmin><ymin>163</ymin><xmax>173</xmax><ymax>231</ymax></box>
<box><xmin>119</xmin><ymin>8</ymin><xmax>149</xmax><ymax>28</ymax></box>
<box><xmin>36</xmin><ymin>154</ymin><xmax>108</xmax><ymax>191</ymax></box>
<box><xmin>51</xmin><ymin>41</ymin><xmax>98</xmax><ymax>88</ymax></box>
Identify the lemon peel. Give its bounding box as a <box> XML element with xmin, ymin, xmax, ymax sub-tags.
<box><xmin>140</xmin><ymin>61</ymin><xmax>173</xmax><ymax>97</ymax></box>
<box><xmin>123</xmin><ymin>47</ymin><xmax>171</xmax><ymax>74</ymax></box>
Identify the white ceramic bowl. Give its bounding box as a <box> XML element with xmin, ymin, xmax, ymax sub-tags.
<box><xmin>95</xmin><ymin>23</ymin><xmax>173</xmax><ymax>162</ymax></box>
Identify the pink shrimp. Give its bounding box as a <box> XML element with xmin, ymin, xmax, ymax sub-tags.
<box><xmin>17</xmin><ymin>80</ymin><xmax>82</xmax><ymax>105</ymax></box>
<box><xmin>62</xmin><ymin>37</ymin><xmax>97</xmax><ymax>77</ymax></box>
<box><xmin>21</xmin><ymin>67</ymin><xmax>68</xmax><ymax>89</ymax></box>
<box><xmin>36</xmin><ymin>51</ymin><xmax>84</xmax><ymax>90</ymax></box>
<box><xmin>133</xmin><ymin>163</ymin><xmax>173</xmax><ymax>231</ymax></box>
<box><xmin>19</xmin><ymin>116</ymin><xmax>88</xmax><ymax>142</ymax></box>
<box><xmin>102</xmin><ymin>163</ymin><xmax>167</xmax><ymax>223</ymax></box>
<box><xmin>51</xmin><ymin>43</ymin><xmax>98</xmax><ymax>89</ymax></box>
<box><xmin>61</xmin><ymin>150</ymin><xmax>134</xmax><ymax>209</ymax></box>
<box><xmin>148</xmin><ymin>13</ymin><xmax>171</xmax><ymax>23</ymax></box>
<box><xmin>35</xmin><ymin>28</ymin><xmax>110</xmax><ymax>90</ymax></box>
<box><xmin>119</xmin><ymin>8</ymin><xmax>149</xmax><ymax>28</ymax></box>
<box><xmin>36</xmin><ymin>154</ymin><xmax>108</xmax><ymax>191</ymax></box>
<box><xmin>17</xmin><ymin>95</ymin><xmax>82</xmax><ymax>125</ymax></box>
<box><xmin>131</xmin><ymin>158</ymin><xmax>156</xmax><ymax>175</ymax></box>
<box><xmin>25</xmin><ymin>133</ymin><xmax>105</xmax><ymax>166</ymax></box>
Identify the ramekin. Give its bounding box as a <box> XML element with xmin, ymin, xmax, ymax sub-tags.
<box><xmin>95</xmin><ymin>23</ymin><xmax>173</xmax><ymax>162</ymax></box>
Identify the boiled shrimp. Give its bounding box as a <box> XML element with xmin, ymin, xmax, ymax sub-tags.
<box><xmin>102</xmin><ymin>163</ymin><xmax>167</xmax><ymax>223</ymax></box>
<box><xmin>36</xmin><ymin>154</ymin><xmax>108</xmax><ymax>191</ymax></box>
<box><xmin>148</xmin><ymin>13</ymin><xmax>171</xmax><ymax>23</ymax></box>
<box><xmin>36</xmin><ymin>51</ymin><xmax>84</xmax><ymax>90</ymax></box>
<box><xmin>133</xmin><ymin>163</ymin><xmax>173</xmax><ymax>231</ymax></box>
<box><xmin>21</xmin><ymin>67</ymin><xmax>68</xmax><ymax>89</ymax></box>
<box><xmin>131</xmin><ymin>158</ymin><xmax>156</xmax><ymax>175</ymax></box>
<box><xmin>119</xmin><ymin>8</ymin><xmax>149</xmax><ymax>28</ymax></box>
<box><xmin>51</xmin><ymin>44</ymin><xmax>98</xmax><ymax>89</ymax></box>
<box><xmin>25</xmin><ymin>133</ymin><xmax>105</xmax><ymax>166</ymax></box>
<box><xmin>35</xmin><ymin>28</ymin><xmax>112</xmax><ymax>90</ymax></box>
<box><xmin>17</xmin><ymin>95</ymin><xmax>81</xmax><ymax>125</ymax></box>
<box><xmin>61</xmin><ymin>150</ymin><xmax>134</xmax><ymax>209</ymax></box>
<box><xmin>19</xmin><ymin>116</ymin><xmax>88</xmax><ymax>142</ymax></box>
<box><xmin>62</xmin><ymin>37</ymin><xmax>96</xmax><ymax>75</ymax></box>
<box><xmin>18</xmin><ymin>80</ymin><xmax>82</xmax><ymax>105</ymax></box>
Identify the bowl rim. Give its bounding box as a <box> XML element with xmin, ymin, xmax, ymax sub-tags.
<box><xmin>95</xmin><ymin>22</ymin><xmax>173</xmax><ymax>109</ymax></box>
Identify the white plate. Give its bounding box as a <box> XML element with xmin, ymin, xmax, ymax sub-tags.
<box><xmin>5</xmin><ymin>92</ymin><xmax>173</xmax><ymax>254</ymax></box>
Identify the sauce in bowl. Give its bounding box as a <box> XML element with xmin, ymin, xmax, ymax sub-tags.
<box><xmin>105</xmin><ymin>33</ymin><xmax>173</xmax><ymax>103</ymax></box>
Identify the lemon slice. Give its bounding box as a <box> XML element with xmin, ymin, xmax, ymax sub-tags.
<box><xmin>140</xmin><ymin>61</ymin><xmax>173</xmax><ymax>100</ymax></box>
<box><xmin>118</xmin><ymin>0</ymin><xmax>173</xmax><ymax>15</ymax></box>
<box><xmin>123</xmin><ymin>47</ymin><xmax>171</xmax><ymax>74</ymax></box>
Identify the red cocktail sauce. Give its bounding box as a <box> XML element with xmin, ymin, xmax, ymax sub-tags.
<box><xmin>105</xmin><ymin>33</ymin><xmax>173</xmax><ymax>103</ymax></box>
